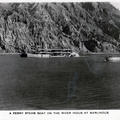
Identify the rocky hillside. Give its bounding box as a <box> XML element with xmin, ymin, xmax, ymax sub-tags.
<box><xmin>0</xmin><ymin>2</ymin><xmax>120</xmax><ymax>53</ymax></box>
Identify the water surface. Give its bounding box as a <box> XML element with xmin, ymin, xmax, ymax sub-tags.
<box><xmin>0</xmin><ymin>55</ymin><xmax>120</xmax><ymax>109</ymax></box>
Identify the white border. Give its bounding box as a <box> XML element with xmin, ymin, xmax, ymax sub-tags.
<box><xmin>0</xmin><ymin>0</ymin><xmax>119</xmax><ymax>3</ymax></box>
<box><xmin>0</xmin><ymin>1</ymin><xmax>120</xmax><ymax>120</ymax></box>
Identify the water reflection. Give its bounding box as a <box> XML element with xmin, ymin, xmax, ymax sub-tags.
<box><xmin>67</xmin><ymin>72</ymin><xmax>78</xmax><ymax>100</ymax></box>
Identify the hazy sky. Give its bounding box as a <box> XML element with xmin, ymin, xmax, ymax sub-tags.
<box><xmin>111</xmin><ymin>2</ymin><xmax>120</xmax><ymax>10</ymax></box>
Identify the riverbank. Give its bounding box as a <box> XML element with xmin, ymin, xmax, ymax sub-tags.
<box><xmin>0</xmin><ymin>52</ymin><xmax>120</xmax><ymax>56</ymax></box>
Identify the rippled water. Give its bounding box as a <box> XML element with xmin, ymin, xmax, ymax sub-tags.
<box><xmin>0</xmin><ymin>55</ymin><xmax>120</xmax><ymax>110</ymax></box>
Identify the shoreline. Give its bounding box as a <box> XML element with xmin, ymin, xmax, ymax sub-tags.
<box><xmin>0</xmin><ymin>52</ymin><xmax>119</xmax><ymax>56</ymax></box>
<box><xmin>83</xmin><ymin>53</ymin><xmax>120</xmax><ymax>55</ymax></box>
<box><xmin>0</xmin><ymin>53</ymin><xmax>20</xmax><ymax>55</ymax></box>
<box><xmin>0</xmin><ymin>52</ymin><xmax>119</xmax><ymax>54</ymax></box>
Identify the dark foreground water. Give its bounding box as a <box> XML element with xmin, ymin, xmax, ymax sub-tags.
<box><xmin>0</xmin><ymin>55</ymin><xmax>120</xmax><ymax>110</ymax></box>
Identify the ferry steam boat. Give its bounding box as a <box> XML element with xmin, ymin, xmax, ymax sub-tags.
<box><xmin>20</xmin><ymin>49</ymin><xmax>79</xmax><ymax>58</ymax></box>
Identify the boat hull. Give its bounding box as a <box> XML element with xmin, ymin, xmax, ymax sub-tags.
<box><xmin>27</xmin><ymin>54</ymin><xmax>50</xmax><ymax>58</ymax></box>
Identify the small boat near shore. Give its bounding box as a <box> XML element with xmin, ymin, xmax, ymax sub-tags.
<box><xmin>20</xmin><ymin>52</ymin><xmax>27</xmax><ymax>58</ymax></box>
<box><xmin>105</xmin><ymin>56</ymin><xmax>120</xmax><ymax>62</ymax></box>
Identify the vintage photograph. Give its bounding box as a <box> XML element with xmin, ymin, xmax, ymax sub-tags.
<box><xmin>0</xmin><ymin>2</ymin><xmax>120</xmax><ymax>110</ymax></box>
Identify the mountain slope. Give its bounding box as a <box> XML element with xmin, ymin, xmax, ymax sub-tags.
<box><xmin>0</xmin><ymin>2</ymin><xmax>120</xmax><ymax>53</ymax></box>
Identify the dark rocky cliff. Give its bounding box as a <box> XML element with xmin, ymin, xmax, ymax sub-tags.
<box><xmin>0</xmin><ymin>2</ymin><xmax>120</xmax><ymax>53</ymax></box>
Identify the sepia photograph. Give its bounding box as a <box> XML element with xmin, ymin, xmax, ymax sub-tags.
<box><xmin>0</xmin><ymin>2</ymin><xmax>120</xmax><ymax>110</ymax></box>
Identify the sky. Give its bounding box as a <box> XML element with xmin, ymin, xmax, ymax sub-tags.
<box><xmin>111</xmin><ymin>2</ymin><xmax>120</xmax><ymax>10</ymax></box>
<box><xmin>0</xmin><ymin>0</ymin><xmax>120</xmax><ymax>8</ymax></box>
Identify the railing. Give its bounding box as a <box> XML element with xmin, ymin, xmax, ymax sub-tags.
<box><xmin>31</xmin><ymin>48</ymin><xmax>72</xmax><ymax>53</ymax></box>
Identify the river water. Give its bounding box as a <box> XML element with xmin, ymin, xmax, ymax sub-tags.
<box><xmin>0</xmin><ymin>55</ymin><xmax>120</xmax><ymax>110</ymax></box>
